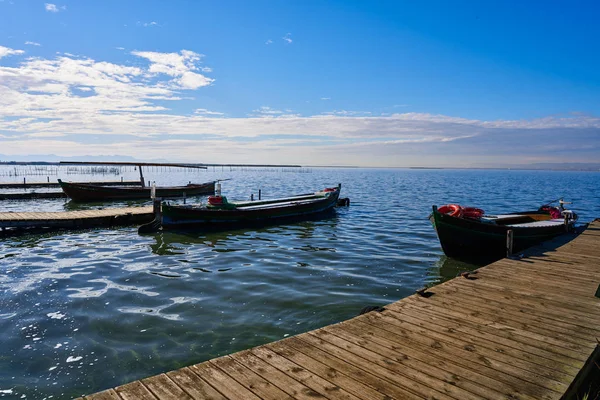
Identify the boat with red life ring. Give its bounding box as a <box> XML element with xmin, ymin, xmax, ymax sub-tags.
<box><xmin>139</xmin><ymin>184</ymin><xmax>342</xmax><ymax>233</ymax></box>
<box><xmin>430</xmin><ymin>200</ymin><xmax>578</xmax><ymax>262</ymax></box>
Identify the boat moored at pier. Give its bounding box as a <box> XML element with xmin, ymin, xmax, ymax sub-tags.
<box><xmin>430</xmin><ymin>201</ymin><xmax>578</xmax><ymax>262</ymax></box>
<box><xmin>58</xmin><ymin>179</ymin><xmax>216</xmax><ymax>202</ymax></box>
<box><xmin>139</xmin><ymin>184</ymin><xmax>342</xmax><ymax>233</ymax></box>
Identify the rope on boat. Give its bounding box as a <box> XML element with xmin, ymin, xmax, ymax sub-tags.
<box><xmin>336</xmin><ymin>198</ymin><xmax>350</xmax><ymax>207</ymax></box>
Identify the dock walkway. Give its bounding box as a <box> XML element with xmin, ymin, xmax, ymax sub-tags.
<box><xmin>0</xmin><ymin>180</ymin><xmax>140</xmax><ymax>189</ymax></box>
<box><xmin>80</xmin><ymin>221</ymin><xmax>600</xmax><ymax>400</ymax></box>
<box><xmin>0</xmin><ymin>206</ymin><xmax>153</xmax><ymax>230</ymax></box>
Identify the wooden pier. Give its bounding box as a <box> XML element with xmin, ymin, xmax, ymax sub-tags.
<box><xmin>0</xmin><ymin>191</ymin><xmax>66</xmax><ymax>200</ymax></box>
<box><xmin>0</xmin><ymin>206</ymin><xmax>153</xmax><ymax>230</ymax></box>
<box><xmin>0</xmin><ymin>180</ymin><xmax>140</xmax><ymax>189</ymax></box>
<box><xmin>79</xmin><ymin>220</ymin><xmax>600</xmax><ymax>400</ymax></box>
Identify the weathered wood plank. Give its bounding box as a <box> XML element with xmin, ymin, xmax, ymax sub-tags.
<box><xmin>346</xmin><ymin>318</ymin><xmax>559</xmax><ymax>399</ymax></box>
<box><xmin>141</xmin><ymin>373</ymin><xmax>193</xmax><ymax>400</ymax></box>
<box><xmin>114</xmin><ymin>381</ymin><xmax>157</xmax><ymax>400</ymax></box>
<box><xmin>82</xmin><ymin>388</ymin><xmax>121</xmax><ymax>400</ymax></box>
<box><xmin>275</xmin><ymin>336</ymin><xmax>422</xmax><ymax>400</ymax></box>
<box><xmin>209</xmin><ymin>356</ymin><xmax>295</xmax><ymax>400</ymax></box>
<box><xmin>166</xmin><ymin>367</ymin><xmax>227</xmax><ymax>400</ymax></box>
<box><xmin>232</xmin><ymin>350</ymin><xmax>329</xmax><ymax>400</ymax></box>
<box><xmin>189</xmin><ymin>361</ymin><xmax>263</xmax><ymax>400</ymax></box>
<box><xmin>252</xmin><ymin>346</ymin><xmax>362</xmax><ymax>400</ymax></box>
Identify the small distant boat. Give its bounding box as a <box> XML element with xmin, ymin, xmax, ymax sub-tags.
<box><xmin>430</xmin><ymin>201</ymin><xmax>578</xmax><ymax>262</ymax></box>
<box><xmin>58</xmin><ymin>179</ymin><xmax>215</xmax><ymax>202</ymax></box>
<box><xmin>139</xmin><ymin>184</ymin><xmax>342</xmax><ymax>233</ymax></box>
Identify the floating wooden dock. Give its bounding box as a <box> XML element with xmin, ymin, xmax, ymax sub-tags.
<box><xmin>0</xmin><ymin>206</ymin><xmax>153</xmax><ymax>230</ymax></box>
<box><xmin>0</xmin><ymin>180</ymin><xmax>140</xmax><ymax>189</ymax></box>
<box><xmin>0</xmin><ymin>191</ymin><xmax>66</xmax><ymax>200</ymax></box>
<box><xmin>79</xmin><ymin>220</ymin><xmax>600</xmax><ymax>400</ymax></box>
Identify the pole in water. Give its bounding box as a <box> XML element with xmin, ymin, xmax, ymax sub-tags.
<box><xmin>506</xmin><ymin>229</ymin><xmax>514</xmax><ymax>257</ymax></box>
<box><xmin>183</xmin><ymin>191</ymin><xmax>186</xmax><ymax>204</ymax></box>
<box><xmin>258</xmin><ymin>189</ymin><xmax>261</xmax><ymax>200</ymax></box>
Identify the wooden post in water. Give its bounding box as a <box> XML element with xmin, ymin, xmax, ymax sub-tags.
<box><xmin>258</xmin><ymin>189</ymin><xmax>261</xmax><ymax>200</ymax></box>
<box><xmin>138</xmin><ymin>165</ymin><xmax>145</xmax><ymax>188</ymax></box>
<box><xmin>506</xmin><ymin>229</ymin><xmax>514</xmax><ymax>257</ymax></box>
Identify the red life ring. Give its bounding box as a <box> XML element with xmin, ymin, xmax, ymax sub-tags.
<box><xmin>463</xmin><ymin>207</ymin><xmax>484</xmax><ymax>219</ymax></box>
<box><xmin>438</xmin><ymin>204</ymin><xmax>463</xmax><ymax>218</ymax></box>
<box><xmin>323</xmin><ymin>187</ymin><xmax>337</xmax><ymax>192</ymax></box>
<box><xmin>208</xmin><ymin>195</ymin><xmax>224</xmax><ymax>205</ymax></box>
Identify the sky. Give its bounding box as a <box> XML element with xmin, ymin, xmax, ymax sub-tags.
<box><xmin>0</xmin><ymin>0</ymin><xmax>599</xmax><ymax>167</ymax></box>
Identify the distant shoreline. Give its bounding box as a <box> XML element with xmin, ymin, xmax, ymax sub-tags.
<box><xmin>0</xmin><ymin>161</ymin><xmax>598</xmax><ymax>172</ymax></box>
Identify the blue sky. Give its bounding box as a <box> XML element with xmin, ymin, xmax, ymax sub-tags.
<box><xmin>0</xmin><ymin>0</ymin><xmax>598</xmax><ymax>166</ymax></box>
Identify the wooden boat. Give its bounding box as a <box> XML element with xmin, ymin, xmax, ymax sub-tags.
<box><xmin>58</xmin><ymin>179</ymin><xmax>215</xmax><ymax>202</ymax></box>
<box><xmin>430</xmin><ymin>202</ymin><xmax>577</xmax><ymax>262</ymax></box>
<box><xmin>140</xmin><ymin>184</ymin><xmax>341</xmax><ymax>233</ymax></box>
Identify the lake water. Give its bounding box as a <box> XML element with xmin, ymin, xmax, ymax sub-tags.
<box><xmin>0</xmin><ymin>167</ymin><xmax>598</xmax><ymax>399</ymax></box>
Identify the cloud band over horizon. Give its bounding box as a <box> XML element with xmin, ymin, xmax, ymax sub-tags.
<box><xmin>0</xmin><ymin>46</ymin><xmax>598</xmax><ymax>167</ymax></box>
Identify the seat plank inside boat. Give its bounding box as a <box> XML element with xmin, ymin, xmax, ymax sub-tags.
<box><xmin>507</xmin><ymin>219</ymin><xmax>565</xmax><ymax>228</ymax></box>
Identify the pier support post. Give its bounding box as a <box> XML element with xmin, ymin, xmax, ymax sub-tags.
<box><xmin>506</xmin><ymin>229</ymin><xmax>514</xmax><ymax>257</ymax></box>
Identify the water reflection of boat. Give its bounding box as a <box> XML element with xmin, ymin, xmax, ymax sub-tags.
<box><xmin>430</xmin><ymin>201</ymin><xmax>577</xmax><ymax>262</ymax></box>
<box><xmin>432</xmin><ymin>255</ymin><xmax>480</xmax><ymax>284</ymax></box>
<box><xmin>141</xmin><ymin>185</ymin><xmax>341</xmax><ymax>233</ymax></box>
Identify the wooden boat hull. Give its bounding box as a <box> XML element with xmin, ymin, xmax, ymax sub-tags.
<box><xmin>160</xmin><ymin>187</ymin><xmax>341</xmax><ymax>231</ymax></box>
<box><xmin>58</xmin><ymin>179</ymin><xmax>215</xmax><ymax>202</ymax></box>
<box><xmin>430</xmin><ymin>208</ymin><xmax>573</xmax><ymax>262</ymax></box>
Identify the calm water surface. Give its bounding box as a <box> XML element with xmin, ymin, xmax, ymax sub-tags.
<box><xmin>0</xmin><ymin>167</ymin><xmax>598</xmax><ymax>399</ymax></box>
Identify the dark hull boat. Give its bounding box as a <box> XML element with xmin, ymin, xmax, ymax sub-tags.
<box><xmin>141</xmin><ymin>185</ymin><xmax>341</xmax><ymax>233</ymax></box>
<box><xmin>430</xmin><ymin>203</ymin><xmax>577</xmax><ymax>262</ymax></box>
<box><xmin>58</xmin><ymin>179</ymin><xmax>215</xmax><ymax>202</ymax></box>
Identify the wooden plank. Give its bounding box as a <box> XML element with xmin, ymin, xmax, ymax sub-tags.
<box><xmin>82</xmin><ymin>389</ymin><xmax>121</xmax><ymax>400</ymax></box>
<box><xmin>367</xmin><ymin>308</ymin><xmax>580</xmax><ymax>379</ymax></box>
<box><xmin>415</xmin><ymin>284</ymin><xmax>600</xmax><ymax>342</ymax></box>
<box><xmin>346</xmin><ymin>318</ymin><xmax>560</xmax><ymax>399</ymax></box>
<box><xmin>275</xmin><ymin>336</ymin><xmax>423</xmax><ymax>400</ymax></box>
<box><xmin>391</xmin><ymin>298</ymin><xmax>591</xmax><ymax>356</ymax></box>
<box><xmin>209</xmin><ymin>356</ymin><xmax>295</xmax><ymax>400</ymax></box>
<box><xmin>166</xmin><ymin>367</ymin><xmax>227</xmax><ymax>400</ymax></box>
<box><xmin>232</xmin><ymin>350</ymin><xmax>329</xmax><ymax>400</ymax></box>
<box><xmin>302</xmin><ymin>329</ymin><xmax>478</xmax><ymax>400</ymax></box>
<box><xmin>141</xmin><ymin>373</ymin><xmax>193</xmax><ymax>400</ymax></box>
<box><xmin>359</xmin><ymin>312</ymin><xmax>572</xmax><ymax>390</ymax></box>
<box><xmin>451</xmin><ymin>275</ymin><xmax>600</xmax><ymax>311</ymax></box>
<box><xmin>321</xmin><ymin>324</ymin><xmax>527</xmax><ymax>400</ymax></box>
<box><xmin>384</xmin><ymin>305</ymin><xmax>586</xmax><ymax>367</ymax></box>
<box><xmin>188</xmin><ymin>360</ymin><xmax>263</xmax><ymax>400</ymax></box>
<box><xmin>251</xmin><ymin>346</ymin><xmax>362</xmax><ymax>400</ymax></box>
<box><xmin>447</xmin><ymin>278</ymin><xmax>600</xmax><ymax>329</ymax></box>
<box><xmin>114</xmin><ymin>381</ymin><xmax>157</xmax><ymax>400</ymax></box>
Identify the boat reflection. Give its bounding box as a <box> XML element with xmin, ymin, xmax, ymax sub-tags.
<box><xmin>148</xmin><ymin>213</ymin><xmax>340</xmax><ymax>256</ymax></box>
<box><xmin>431</xmin><ymin>254</ymin><xmax>481</xmax><ymax>284</ymax></box>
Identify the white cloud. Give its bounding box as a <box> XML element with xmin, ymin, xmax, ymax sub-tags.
<box><xmin>25</xmin><ymin>41</ymin><xmax>41</xmax><ymax>46</ymax></box>
<box><xmin>131</xmin><ymin>49</ymin><xmax>214</xmax><ymax>89</ymax></box>
<box><xmin>0</xmin><ymin>49</ymin><xmax>597</xmax><ymax>167</ymax></box>
<box><xmin>115</xmin><ymin>47</ymin><xmax>125</xmax><ymax>50</ymax></box>
<box><xmin>265</xmin><ymin>39</ymin><xmax>273</xmax><ymax>45</ymax></box>
<box><xmin>44</xmin><ymin>3</ymin><xmax>58</xmax><ymax>12</ymax></box>
<box><xmin>282</xmin><ymin>33</ymin><xmax>292</xmax><ymax>44</ymax></box>
<box><xmin>320</xmin><ymin>97</ymin><xmax>330</xmax><ymax>100</ymax></box>
<box><xmin>137</xmin><ymin>21</ymin><xmax>161</xmax><ymax>28</ymax></box>
<box><xmin>194</xmin><ymin>108</ymin><xmax>224</xmax><ymax>116</ymax></box>
<box><xmin>0</xmin><ymin>45</ymin><xmax>24</xmax><ymax>59</ymax></box>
